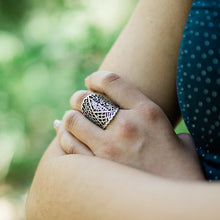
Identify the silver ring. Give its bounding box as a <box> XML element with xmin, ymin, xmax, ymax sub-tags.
<box><xmin>81</xmin><ymin>93</ymin><xmax>119</xmax><ymax>129</ymax></box>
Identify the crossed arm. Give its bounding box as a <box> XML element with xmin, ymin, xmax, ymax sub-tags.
<box><xmin>26</xmin><ymin>0</ymin><xmax>220</xmax><ymax>219</ymax></box>
<box><xmin>98</xmin><ymin>0</ymin><xmax>193</xmax><ymax>126</ymax></box>
<box><xmin>26</xmin><ymin>138</ymin><xmax>220</xmax><ymax>220</ymax></box>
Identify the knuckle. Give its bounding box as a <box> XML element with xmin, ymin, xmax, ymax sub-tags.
<box><xmin>101</xmin><ymin>145</ymin><xmax>119</xmax><ymax>159</ymax></box>
<box><xmin>138</xmin><ymin>102</ymin><xmax>162</xmax><ymax>122</ymax></box>
<box><xmin>101</xmin><ymin>72</ymin><xmax>120</xmax><ymax>87</ymax></box>
<box><xmin>117</xmin><ymin>118</ymin><xmax>137</xmax><ymax>138</ymax></box>
<box><xmin>95</xmin><ymin>136</ymin><xmax>119</xmax><ymax>159</ymax></box>
<box><xmin>63</xmin><ymin>111</ymin><xmax>78</xmax><ymax>130</ymax></box>
<box><xmin>65</xmin><ymin>144</ymin><xmax>75</xmax><ymax>154</ymax></box>
<box><xmin>70</xmin><ymin>90</ymin><xmax>90</xmax><ymax>108</ymax></box>
<box><xmin>60</xmin><ymin>137</ymin><xmax>74</xmax><ymax>154</ymax></box>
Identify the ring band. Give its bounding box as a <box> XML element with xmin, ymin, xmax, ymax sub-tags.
<box><xmin>81</xmin><ymin>93</ymin><xmax>119</xmax><ymax>129</ymax></box>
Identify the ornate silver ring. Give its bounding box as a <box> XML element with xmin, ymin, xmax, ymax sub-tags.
<box><xmin>81</xmin><ymin>93</ymin><xmax>119</xmax><ymax>129</ymax></box>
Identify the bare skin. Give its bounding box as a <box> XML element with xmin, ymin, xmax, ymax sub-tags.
<box><xmin>26</xmin><ymin>138</ymin><xmax>220</xmax><ymax>220</ymax></box>
<box><xmin>26</xmin><ymin>0</ymin><xmax>220</xmax><ymax>219</ymax></box>
<box><xmin>98</xmin><ymin>0</ymin><xmax>193</xmax><ymax>126</ymax></box>
<box><xmin>56</xmin><ymin>71</ymin><xmax>203</xmax><ymax>180</ymax></box>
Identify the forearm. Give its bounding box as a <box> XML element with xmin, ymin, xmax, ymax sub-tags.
<box><xmin>26</xmin><ymin>138</ymin><xmax>220</xmax><ymax>220</ymax></box>
<box><xmin>98</xmin><ymin>0</ymin><xmax>193</xmax><ymax>125</ymax></box>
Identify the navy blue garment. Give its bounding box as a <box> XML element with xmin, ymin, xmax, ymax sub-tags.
<box><xmin>177</xmin><ymin>0</ymin><xmax>220</xmax><ymax>180</ymax></box>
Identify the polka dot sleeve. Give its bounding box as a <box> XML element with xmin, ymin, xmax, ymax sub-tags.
<box><xmin>177</xmin><ymin>0</ymin><xmax>220</xmax><ymax>180</ymax></box>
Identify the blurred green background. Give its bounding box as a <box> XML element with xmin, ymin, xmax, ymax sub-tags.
<box><xmin>0</xmin><ymin>0</ymin><xmax>188</xmax><ymax>219</ymax></box>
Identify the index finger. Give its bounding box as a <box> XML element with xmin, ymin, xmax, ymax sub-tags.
<box><xmin>85</xmin><ymin>71</ymin><xmax>150</xmax><ymax>109</ymax></box>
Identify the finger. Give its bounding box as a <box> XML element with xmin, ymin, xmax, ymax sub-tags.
<box><xmin>54</xmin><ymin>119</ymin><xmax>94</xmax><ymax>156</ymax></box>
<box><xmin>85</xmin><ymin>71</ymin><xmax>149</xmax><ymax>109</ymax></box>
<box><xmin>70</xmin><ymin>90</ymin><xmax>91</xmax><ymax>112</ymax></box>
<box><xmin>62</xmin><ymin>110</ymin><xmax>106</xmax><ymax>152</ymax></box>
<box><xmin>70</xmin><ymin>90</ymin><xmax>113</xmax><ymax>113</ymax></box>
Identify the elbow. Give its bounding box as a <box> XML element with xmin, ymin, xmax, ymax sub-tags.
<box><xmin>25</xmin><ymin>161</ymin><xmax>55</xmax><ymax>220</ymax></box>
<box><xmin>25</xmin><ymin>188</ymin><xmax>56</xmax><ymax>220</ymax></box>
<box><xmin>25</xmin><ymin>186</ymin><xmax>41</xmax><ymax>220</ymax></box>
<box><xmin>25</xmin><ymin>189</ymin><xmax>37</xmax><ymax>220</ymax></box>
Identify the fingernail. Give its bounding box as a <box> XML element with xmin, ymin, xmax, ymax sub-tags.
<box><xmin>54</xmin><ymin>119</ymin><xmax>60</xmax><ymax>130</ymax></box>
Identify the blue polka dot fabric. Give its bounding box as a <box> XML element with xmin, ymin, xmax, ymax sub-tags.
<box><xmin>177</xmin><ymin>0</ymin><xmax>220</xmax><ymax>180</ymax></box>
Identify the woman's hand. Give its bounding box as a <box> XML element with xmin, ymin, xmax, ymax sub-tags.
<box><xmin>55</xmin><ymin>71</ymin><xmax>204</xmax><ymax>180</ymax></box>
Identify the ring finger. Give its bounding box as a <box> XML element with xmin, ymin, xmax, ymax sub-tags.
<box><xmin>70</xmin><ymin>90</ymin><xmax>123</xmax><ymax>130</ymax></box>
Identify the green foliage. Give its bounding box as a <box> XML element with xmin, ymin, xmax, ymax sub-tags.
<box><xmin>0</xmin><ymin>0</ymin><xmax>139</xmax><ymax>192</ymax></box>
<box><xmin>0</xmin><ymin>2</ymin><xmax>187</xmax><ymax>218</ymax></box>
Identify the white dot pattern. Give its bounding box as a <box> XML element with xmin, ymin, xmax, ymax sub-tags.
<box><xmin>177</xmin><ymin>0</ymin><xmax>220</xmax><ymax>181</ymax></box>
